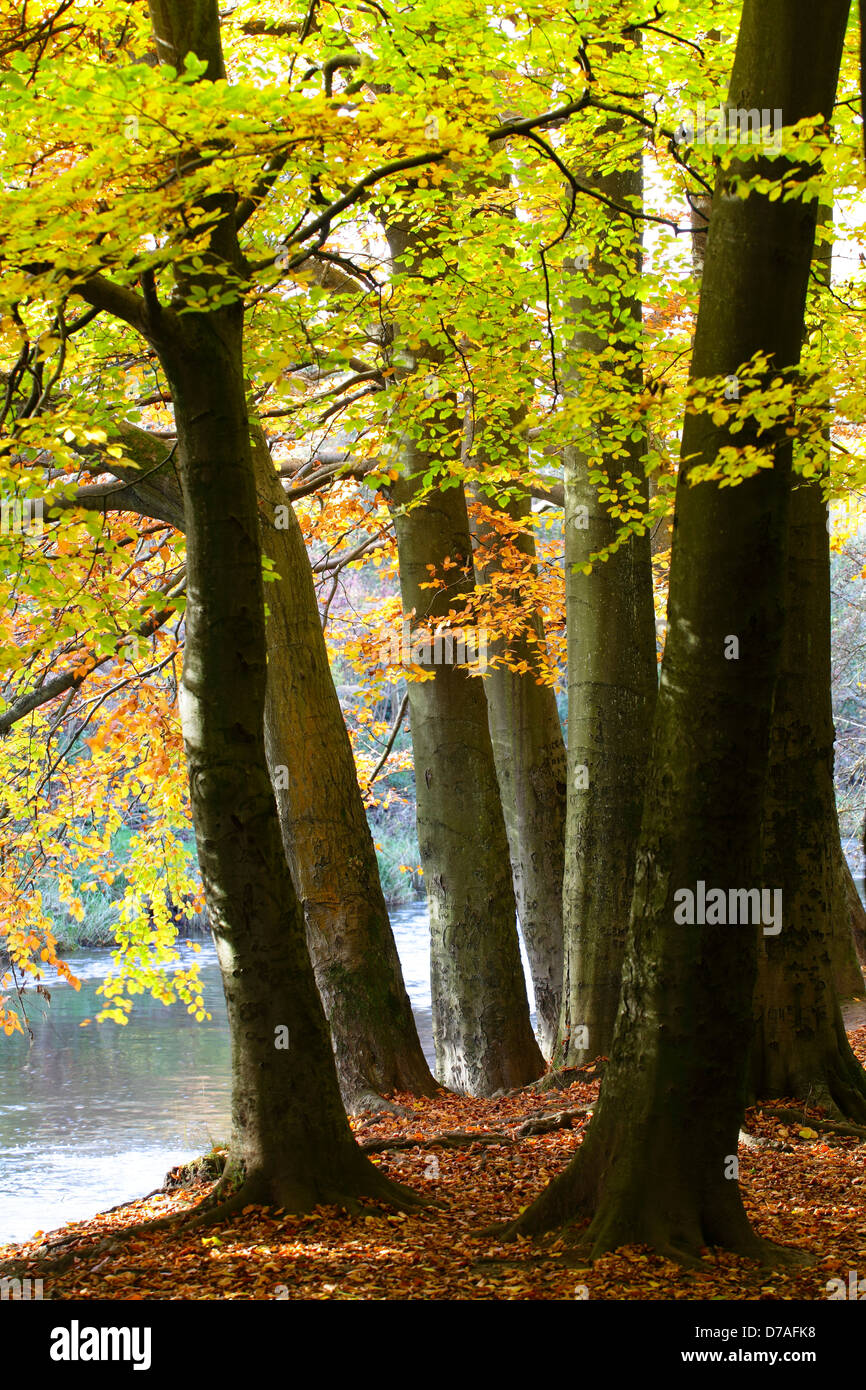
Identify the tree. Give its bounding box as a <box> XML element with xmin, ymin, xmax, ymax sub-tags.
<box><xmin>751</xmin><ymin>215</ymin><xmax>866</xmax><ymax>1118</ymax></box>
<box><xmin>0</xmin><ymin>410</ymin><xmax>435</xmax><ymax>1108</ymax></box>
<box><xmin>556</xmin><ymin>86</ymin><xmax>658</xmax><ymax>1068</ymax></box>
<box><xmin>384</xmin><ymin>215</ymin><xmax>543</xmax><ymax>1093</ymax></box>
<box><xmin>752</xmin><ymin>474</ymin><xmax>866</xmax><ymax>1119</ymax></box>
<box><xmin>252</xmin><ymin>425</ymin><xmax>437</xmax><ymax>1108</ymax></box>
<box><xmin>499</xmin><ymin>0</ymin><xmax>852</xmax><ymax>1260</ymax></box>
<box><xmin>55</xmin><ymin>0</ymin><xmax>421</xmax><ymax>1215</ymax></box>
<box><xmin>469</xmin><ymin>486</ymin><xmax>566</xmax><ymax>1058</ymax></box>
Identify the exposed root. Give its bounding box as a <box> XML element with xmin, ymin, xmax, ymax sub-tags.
<box><xmin>359</xmin><ymin>1108</ymin><xmax>589</xmax><ymax>1154</ymax></box>
<box><xmin>514</xmin><ymin>1107</ymin><xmax>591</xmax><ymax>1138</ymax></box>
<box><xmin>525</xmin><ymin>1061</ymin><xmax>606</xmax><ymax>1094</ymax></box>
<box><xmin>348</xmin><ymin>1092</ymin><xmax>416</xmax><ymax>1119</ymax></box>
<box><xmin>362</xmin><ymin>1130</ymin><xmax>513</xmax><ymax>1154</ymax></box>
<box><xmin>755</xmin><ymin>1105</ymin><xmax>866</xmax><ymax>1139</ymax></box>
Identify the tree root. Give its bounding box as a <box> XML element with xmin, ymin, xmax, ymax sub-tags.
<box><xmin>359</xmin><ymin>1107</ymin><xmax>590</xmax><ymax>1154</ymax></box>
<box><xmin>513</xmin><ymin>1107</ymin><xmax>591</xmax><ymax>1137</ymax></box>
<box><xmin>348</xmin><ymin>1092</ymin><xmax>417</xmax><ymax>1120</ymax></box>
<box><xmin>755</xmin><ymin>1105</ymin><xmax>866</xmax><ymax>1139</ymax></box>
<box><xmin>524</xmin><ymin>1061</ymin><xmax>606</xmax><ymax>1094</ymax></box>
<box><xmin>483</xmin><ymin>1208</ymin><xmax>810</xmax><ymax>1271</ymax></box>
<box><xmin>361</xmin><ymin>1130</ymin><xmax>514</xmax><ymax>1155</ymax></box>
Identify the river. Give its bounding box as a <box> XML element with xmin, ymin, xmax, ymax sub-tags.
<box><xmin>0</xmin><ymin>902</ymin><xmax>535</xmax><ymax>1245</ymax></box>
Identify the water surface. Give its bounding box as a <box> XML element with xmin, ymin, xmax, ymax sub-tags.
<box><xmin>0</xmin><ymin>902</ymin><xmax>535</xmax><ymax>1245</ymax></box>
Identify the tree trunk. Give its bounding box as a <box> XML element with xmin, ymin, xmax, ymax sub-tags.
<box><xmin>558</xmin><ymin>128</ymin><xmax>657</xmax><ymax>1067</ymax></box>
<box><xmin>138</xmin><ymin>0</ymin><xmax>418</xmax><ymax>1214</ymax></box>
<box><xmin>381</xmin><ymin>221</ymin><xmax>543</xmax><ymax>1095</ymax></box>
<box><xmin>751</xmin><ymin>483</ymin><xmax>866</xmax><ymax>1119</ymax></box>
<box><xmin>388</xmin><ymin>471</ymin><xmax>544</xmax><ymax>1093</ymax></box>
<box><xmin>252</xmin><ymin>430</ymin><xmax>436</xmax><ymax>1108</ymax></box>
<box><xmin>93</xmin><ymin>417</ymin><xmax>436</xmax><ymax>1110</ymax></box>
<box><xmin>750</xmin><ymin>200</ymin><xmax>866</xmax><ymax>1119</ymax></box>
<box><xmin>500</xmin><ymin>0</ymin><xmax>850</xmax><ymax>1260</ymax></box>
<box><xmin>469</xmin><ymin>487</ymin><xmax>566</xmax><ymax>1058</ymax></box>
<box><xmin>838</xmin><ymin>845</ymin><xmax>866</xmax><ymax>975</ymax></box>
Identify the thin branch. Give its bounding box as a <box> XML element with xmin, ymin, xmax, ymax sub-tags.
<box><xmin>299</xmin><ymin>0</ymin><xmax>320</xmax><ymax>42</ymax></box>
<box><xmin>366</xmin><ymin>691</ymin><xmax>409</xmax><ymax>788</ymax></box>
<box><xmin>0</xmin><ymin>601</ymin><xmax>178</xmax><ymax>737</ymax></box>
<box><xmin>311</xmin><ymin>533</ymin><xmax>384</xmax><ymax>573</ymax></box>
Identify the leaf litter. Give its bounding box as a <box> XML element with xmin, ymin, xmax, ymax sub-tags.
<box><xmin>1</xmin><ymin>1027</ymin><xmax>864</xmax><ymax>1301</ymax></box>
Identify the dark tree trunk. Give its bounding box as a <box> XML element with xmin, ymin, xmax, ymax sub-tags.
<box><xmin>500</xmin><ymin>0</ymin><xmax>851</xmax><ymax>1260</ymax></box>
<box><xmin>750</xmin><ymin>486</ymin><xmax>866</xmax><ymax>1120</ymax></box>
<box><xmin>750</xmin><ymin>204</ymin><xmax>866</xmax><ymax>1119</ymax></box>
<box><xmin>134</xmin><ymin>0</ymin><xmax>419</xmax><ymax>1214</ymax></box>
<box><xmin>161</xmin><ymin>313</ymin><xmax>413</xmax><ymax>1210</ymax></box>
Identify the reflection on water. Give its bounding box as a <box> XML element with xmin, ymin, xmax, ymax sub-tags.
<box><xmin>0</xmin><ymin>941</ymin><xmax>231</xmax><ymax>1246</ymax></box>
<box><xmin>0</xmin><ymin>902</ymin><xmax>536</xmax><ymax>1245</ymax></box>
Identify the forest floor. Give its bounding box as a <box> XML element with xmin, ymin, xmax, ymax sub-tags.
<box><xmin>3</xmin><ymin>1025</ymin><xmax>865</xmax><ymax>1301</ymax></box>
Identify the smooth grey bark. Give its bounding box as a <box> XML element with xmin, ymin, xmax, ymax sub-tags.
<box><xmin>501</xmin><ymin>0</ymin><xmax>851</xmax><ymax>1259</ymax></box>
<box><xmin>558</xmin><ymin>134</ymin><xmax>657</xmax><ymax>1068</ymax></box>
<box><xmin>383</xmin><ymin>223</ymin><xmax>543</xmax><ymax>1095</ymax></box>
<box><xmin>468</xmin><ymin>486</ymin><xmax>566</xmax><ymax>1059</ymax></box>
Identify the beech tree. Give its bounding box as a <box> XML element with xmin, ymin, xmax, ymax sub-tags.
<box><xmin>500</xmin><ymin>0</ymin><xmax>852</xmax><ymax>1260</ymax></box>
<box><xmin>753</xmin><ymin>474</ymin><xmax>866</xmax><ymax>1119</ymax></box>
<box><xmin>384</xmin><ymin>219</ymin><xmax>543</xmax><ymax>1094</ymax></box>
<box><xmin>78</xmin><ymin>0</ymin><xmax>421</xmax><ymax>1213</ymax></box>
<box><xmin>0</xmin><ymin>0</ymin><xmax>436</xmax><ymax>1212</ymax></box>
<box><xmin>751</xmin><ymin>219</ymin><xmax>866</xmax><ymax>1117</ymax></box>
<box><xmin>28</xmin><ymin>414</ymin><xmax>436</xmax><ymax>1110</ymax></box>
<box><xmin>556</xmin><ymin>99</ymin><xmax>658</xmax><ymax>1068</ymax></box>
<box><xmin>469</xmin><ymin>486</ymin><xmax>566</xmax><ymax>1058</ymax></box>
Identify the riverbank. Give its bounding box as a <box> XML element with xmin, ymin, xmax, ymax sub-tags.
<box><xmin>0</xmin><ymin>905</ymin><xmax>436</xmax><ymax>1245</ymax></box>
<box><xmin>3</xmin><ymin>1025</ymin><xmax>864</xmax><ymax>1302</ymax></box>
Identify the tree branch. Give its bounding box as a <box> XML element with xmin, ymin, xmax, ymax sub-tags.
<box><xmin>365</xmin><ymin>691</ymin><xmax>409</xmax><ymax>789</ymax></box>
<box><xmin>0</xmin><ymin>602</ymin><xmax>178</xmax><ymax>737</ymax></box>
<box><xmin>74</xmin><ymin>276</ymin><xmax>151</xmax><ymax>335</ymax></box>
